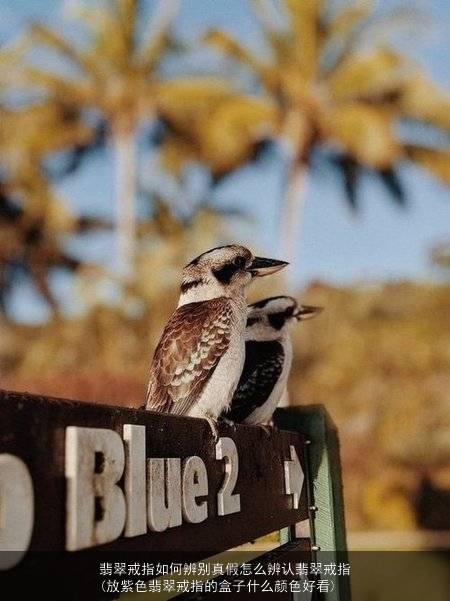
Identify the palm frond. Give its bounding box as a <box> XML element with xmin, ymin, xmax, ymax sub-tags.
<box><xmin>66</xmin><ymin>3</ymin><xmax>133</xmax><ymax>71</ymax></box>
<box><xmin>154</xmin><ymin>78</ymin><xmax>231</xmax><ymax>135</ymax></box>
<box><xmin>9</xmin><ymin>66</ymin><xmax>92</xmax><ymax>104</ymax></box>
<box><xmin>197</xmin><ymin>95</ymin><xmax>277</xmax><ymax>177</ymax></box>
<box><xmin>328</xmin><ymin>49</ymin><xmax>406</xmax><ymax>102</ymax></box>
<box><xmin>378</xmin><ymin>168</ymin><xmax>406</xmax><ymax>207</ymax></box>
<box><xmin>138</xmin><ymin>0</ymin><xmax>179</xmax><ymax>71</ymax></box>
<box><xmin>405</xmin><ymin>145</ymin><xmax>450</xmax><ymax>184</ymax></box>
<box><xmin>283</xmin><ymin>0</ymin><xmax>322</xmax><ymax>79</ymax></box>
<box><xmin>158</xmin><ymin>134</ymin><xmax>199</xmax><ymax>177</ymax></box>
<box><xmin>203</xmin><ymin>29</ymin><xmax>268</xmax><ymax>78</ymax></box>
<box><xmin>30</xmin><ymin>23</ymin><xmax>99</xmax><ymax>77</ymax></box>
<box><xmin>0</xmin><ymin>187</ymin><xmax>22</xmax><ymax>222</ymax></box>
<box><xmin>329</xmin><ymin>103</ymin><xmax>400</xmax><ymax>169</ymax></box>
<box><xmin>333</xmin><ymin>155</ymin><xmax>360</xmax><ymax>211</ymax></box>
<box><xmin>326</xmin><ymin>1</ymin><xmax>373</xmax><ymax>43</ymax></box>
<box><xmin>46</xmin><ymin>121</ymin><xmax>107</xmax><ymax>179</ymax></box>
<box><xmin>399</xmin><ymin>73</ymin><xmax>450</xmax><ymax>133</ymax></box>
<box><xmin>251</xmin><ymin>0</ymin><xmax>281</xmax><ymax>33</ymax></box>
<box><xmin>114</xmin><ymin>0</ymin><xmax>139</xmax><ymax>54</ymax></box>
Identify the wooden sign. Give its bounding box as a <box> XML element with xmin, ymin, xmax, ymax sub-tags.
<box><xmin>0</xmin><ymin>390</ymin><xmax>309</xmax><ymax>567</ymax></box>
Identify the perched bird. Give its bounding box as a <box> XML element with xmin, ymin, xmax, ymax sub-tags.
<box><xmin>145</xmin><ymin>245</ymin><xmax>288</xmax><ymax>434</ymax></box>
<box><xmin>224</xmin><ymin>296</ymin><xmax>322</xmax><ymax>426</ymax></box>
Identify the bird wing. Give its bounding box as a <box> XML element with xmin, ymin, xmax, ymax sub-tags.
<box><xmin>146</xmin><ymin>297</ymin><xmax>233</xmax><ymax>414</ymax></box>
<box><xmin>226</xmin><ymin>340</ymin><xmax>284</xmax><ymax>423</ymax></box>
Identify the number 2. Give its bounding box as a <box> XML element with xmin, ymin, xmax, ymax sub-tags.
<box><xmin>215</xmin><ymin>437</ymin><xmax>241</xmax><ymax>516</ymax></box>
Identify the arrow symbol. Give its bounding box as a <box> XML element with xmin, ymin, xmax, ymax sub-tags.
<box><xmin>284</xmin><ymin>445</ymin><xmax>305</xmax><ymax>509</ymax></box>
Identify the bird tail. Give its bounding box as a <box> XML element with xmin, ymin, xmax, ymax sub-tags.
<box><xmin>144</xmin><ymin>379</ymin><xmax>171</xmax><ymax>413</ymax></box>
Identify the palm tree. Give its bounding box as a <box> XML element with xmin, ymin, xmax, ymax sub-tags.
<box><xmin>0</xmin><ymin>102</ymin><xmax>109</xmax><ymax>314</ymax></box>
<box><xmin>154</xmin><ymin>78</ymin><xmax>277</xmax><ymax>182</ymax></box>
<box><xmin>0</xmin><ymin>102</ymin><xmax>93</xmax><ymax>221</ymax></box>
<box><xmin>204</xmin><ymin>0</ymin><xmax>450</xmax><ymax>272</ymax></box>
<box><xmin>11</xmin><ymin>0</ymin><xmax>183</xmax><ymax>277</ymax></box>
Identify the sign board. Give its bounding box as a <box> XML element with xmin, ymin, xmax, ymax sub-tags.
<box><xmin>0</xmin><ymin>390</ymin><xmax>309</xmax><ymax>566</ymax></box>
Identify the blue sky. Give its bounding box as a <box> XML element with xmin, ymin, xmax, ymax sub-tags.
<box><xmin>1</xmin><ymin>0</ymin><xmax>450</xmax><ymax>321</ymax></box>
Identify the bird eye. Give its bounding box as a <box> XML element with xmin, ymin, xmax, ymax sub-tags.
<box><xmin>268</xmin><ymin>313</ymin><xmax>286</xmax><ymax>330</ymax></box>
<box><xmin>213</xmin><ymin>256</ymin><xmax>246</xmax><ymax>284</ymax></box>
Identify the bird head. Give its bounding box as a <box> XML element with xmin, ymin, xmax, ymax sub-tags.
<box><xmin>245</xmin><ymin>296</ymin><xmax>323</xmax><ymax>340</ymax></box>
<box><xmin>179</xmin><ymin>245</ymin><xmax>288</xmax><ymax>304</ymax></box>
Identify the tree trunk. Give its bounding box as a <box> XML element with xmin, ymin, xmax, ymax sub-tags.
<box><xmin>278</xmin><ymin>156</ymin><xmax>309</xmax><ymax>282</ymax></box>
<box><xmin>111</xmin><ymin>126</ymin><xmax>137</xmax><ymax>279</ymax></box>
<box><xmin>278</xmin><ymin>158</ymin><xmax>309</xmax><ymax>408</ymax></box>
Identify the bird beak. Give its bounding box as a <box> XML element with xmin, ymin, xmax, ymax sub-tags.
<box><xmin>294</xmin><ymin>305</ymin><xmax>323</xmax><ymax>321</ymax></box>
<box><xmin>248</xmin><ymin>257</ymin><xmax>289</xmax><ymax>277</ymax></box>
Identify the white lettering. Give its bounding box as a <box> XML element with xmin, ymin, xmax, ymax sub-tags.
<box><xmin>0</xmin><ymin>454</ymin><xmax>34</xmax><ymax>570</ymax></box>
<box><xmin>147</xmin><ymin>458</ymin><xmax>182</xmax><ymax>532</ymax></box>
<box><xmin>65</xmin><ymin>427</ymin><xmax>126</xmax><ymax>551</ymax></box>
<box><xmin>123</xmin><ymin>424</ymin><xmax>147</xmax><ymax>537</ymax></box>
<box><xmin>182</xmin><ymin>456</ymin><xmax>208</xmax><ymax>523</ymax></box>
<box><xmin>216</xmin><ymin>437</ymin><xmax>240</xmax><ymax>516</ymax></box>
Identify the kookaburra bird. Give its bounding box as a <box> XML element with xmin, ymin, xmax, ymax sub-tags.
<box><xmin>224</xmin><ymin>296</ymin><xmax>322</xmax><ymax>426</ymax></box>
<box><xmin>145</xmin><ymin>245</ymin><xmax>288</xmax><ymax>433</ymax></box>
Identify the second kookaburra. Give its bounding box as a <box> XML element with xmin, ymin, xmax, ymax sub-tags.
<box><xmin>224</xmin><ymin>296</ymin><xmax>323</xmax><ymax>426</ymax></box>
<box><xmin>145</xmin><ymin>245</ymin><xmax>288</xmax><ymax>432</ymax></box>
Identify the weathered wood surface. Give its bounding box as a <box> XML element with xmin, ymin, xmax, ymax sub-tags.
<box><xmin>0</xmin><ymin>389</ymin><xmax>309</xmax><ymax>559</ymax></box>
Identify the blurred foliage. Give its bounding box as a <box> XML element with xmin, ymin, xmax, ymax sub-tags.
<box><xmin>207</xmin><ymin>0</ymin><xmax>450</xmax><ymax>178</ymax></box>
<box><xmin>289</xmin><ymin>280</ymin><xmax>450</xmax><ymax>530</ymax></box>
<box><xmin>5</xmin><ymin>0</ymin><xmax>272</xmax><ymax>274</ymax></box>
<box><xmin>155</xmin><ymin>79</ymin><xmax>277</xmax><ymax>180</ymax></box>
<box><xmin>10</xmin><ymin>2</ymin><xmax>173</xmax><ymax>131</ymax></box>
<box><xmin>0</xmin><ymin>101</ymin><xmax>110</xmax><ymax>312</ymax></box>
<box><xmin>1</xmin><ymin>279</ymin><xmax>449</xmax><ymax>531</ymax></box>
<box><xmin>1</xmin><ymin>0</ymin><xmax>186</xmax><ymax>275</ymax></box>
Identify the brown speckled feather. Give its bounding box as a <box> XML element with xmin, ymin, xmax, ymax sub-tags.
<box><xmin>145</xmin><ymin>297</ymin><xmax>232</xmax><ymax>414</ymax></box>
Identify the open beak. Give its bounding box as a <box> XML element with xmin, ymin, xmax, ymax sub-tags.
<box><xmin>248</xmin><ymin>257</ymin><xmax>289</xmax><ymax>277</ymax></box>
<box><xmin>294</xmin><ymin>305</ymin><xmax>323</xmax><ymax>321</ymax></box>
